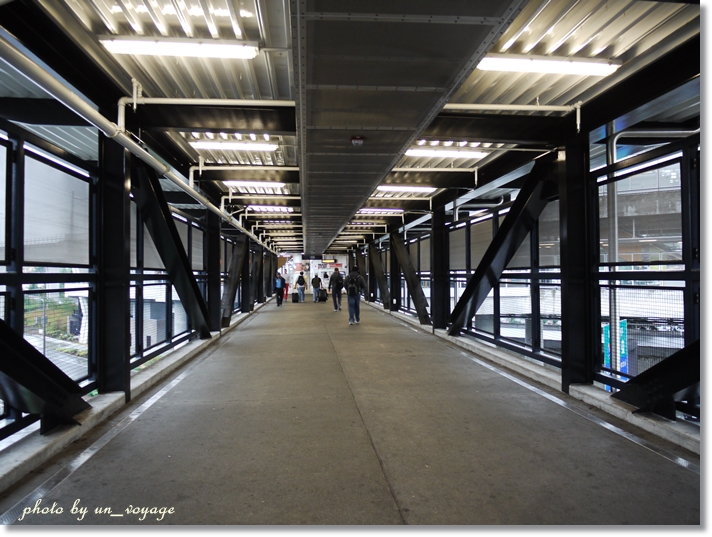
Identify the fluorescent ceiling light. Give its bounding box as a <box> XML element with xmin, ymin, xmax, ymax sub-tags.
<box><xmin>190</xmin><ymin>142</ymin><xmax>278</xmax><ymax>151</ymax></box>
<box><xmin>223</xmin><ymin>181</ymin><xmax>286</xmax><ymax>188</ymax></box>
<box><xmin>377</xmin><ymin>185</ymin><xmax>436</xmax><ymax>193</ymax></box>
<box><xmin>99</xmin><ymin>37</ymin><xmax>259</xmax><ymax>59</ymax></box>
<box><xmin>358</xmin><ymin>208</ymin><xmax>404</xmax><ymax>214</ymax></box>
<box><xmin>477</xmin><ymin>53</ymin><xmax>621</xmax><ymax>76</ymax></box>
<box><xmin>406</xmin><ymin>149</ymin><xmax>488</xmax><ymax>159</ymax></box>
<box><xmin>248</xmin><ymin>205</ymin><xmax>294</xmax><ymax>212</ymax></box>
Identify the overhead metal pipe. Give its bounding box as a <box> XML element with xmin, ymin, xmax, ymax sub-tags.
<box><xmin>0</xmin><ymin>34</ymin><xmax>276</xmax><ymax>253</ymax></box>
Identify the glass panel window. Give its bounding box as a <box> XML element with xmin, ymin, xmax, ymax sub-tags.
<box><xmin>470</xmin><ymin>219</ymin><xmax>492</xmax><ymax>270</ymax></box>
<box><xmin>539</xmin><ymin>201</ymin><xmax>560</xmax><ymax>267</ymax></box>
<box><xmin>175</xmin><ymin>218</ymin><xmax>189</xmax><ymax>256</ymax></box>
<box><xmin>23</xmin><ymin>288</ymin><xmax>90</xmax><ymax>381</ymax></box>
<box><xmin>540</xmin><ymin>285</ymin><xmax>561</xmax><ymax>355</ymax></box>
<box><xmin>143</xmin><ymin>283</ymin><xmax>168</xmax><ymax>349</ymax></box>
<box><xmin>192</xmin><ymin>226</ymin><xmax>204</xmax><ymax>271</ymax></box>
<box><xmin>24</xmin><ymin>158</ymin><xmax>89</xmax><ymax>265</ymax></box>
<box><xmin>143</xmin><ymin>225</ymin><xmax>165</xmax><ymax>270</ymax></box>
<box><xmin>473</xmin><ymin>287</ymin><xmax>495</xmax><ymax>334</ymax></box>
<box><xmin>172</xmin><ymin>286</ymin><xmax>189</xmax><ymax>336</ymax></box>
<box><xmin>599</xmin><ymin>162</ymin><xmax>682</xmax><ymax>267</ymax></box>
<box><xmin>449</xmin><ymin>227</ymin><xmax>466</xmax><ymax>270</ymax></box>
<box><xmin>500</xmin><ymin>281</ymin><xmax>532</xmax><ymax>347</ymax></box>
<box><xmin>419</xmin><ymin>238</ymin><xmax>430</xmax><ymax>272</ymax></box>
<box><xmin>500</xmin><ymin>215</ymin><xmax>530</xmax><ymax>269</ymax></box>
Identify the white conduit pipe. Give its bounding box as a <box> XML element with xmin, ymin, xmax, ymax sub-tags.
<box><xmin>0</xmin><ymin>35</ymin><xmax>276</xmax><ymax>253</ymax></box>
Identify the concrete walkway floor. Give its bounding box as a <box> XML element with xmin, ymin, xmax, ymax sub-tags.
<box><xmin>0</xmin><ymin>298</ymin><xmax>700</xmax><ymax>525</ymax></box>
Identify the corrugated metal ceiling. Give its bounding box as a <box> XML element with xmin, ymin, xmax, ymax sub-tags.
<box><xmin>0</xmin><ymin>0</ymin><xmax>700</xmax><ymax>254</ymax></box>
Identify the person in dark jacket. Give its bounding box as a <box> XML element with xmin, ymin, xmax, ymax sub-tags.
<box><xmin>311</xmin><ymin>274</ymin><xmax>322</xmax><ymax>303</ymax></box>
<box><xmin>345</xmin><ymin>267</ymin><xmax>366</xmax><ymax>325</ymax></box>
<box><xmin>274</xmin><ymin>271</ymin><xmax>286</xmax><ymax>306</ymax></box>
<box><xmin>328</xmin><ymin>268</ymin><xmax>344</xmax><ymax>312</ymax></box>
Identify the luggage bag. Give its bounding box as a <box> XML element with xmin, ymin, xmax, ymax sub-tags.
<box><xmin>292</xmin><ymin>292</ymin><xmax>299</xmax><ymax>303</ymax></box>
<box><xmin>318</xmin><ymin>289</ymin><xmax>328</xmax><ymax>302</ymax></box>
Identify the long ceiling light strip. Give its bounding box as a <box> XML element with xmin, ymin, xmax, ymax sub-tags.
<box><xmin>99</xmin><ymin>36</ymin><xmax>259</xmax><ymax>59</ymax></box>
<box><xmin>478</xmin><ymin>53</ymin><xmax>621</xmax><ymax>76</ymax></box>
<box><xmin>376</xmin><ymin>185</ymin><xmax>436</xmax><ymax>193</ymax></box>
<box><xmin>190</xmin><ymin>142</ymin><xmax>278</xmax><ymax>151</ymax></box>
<box><xmin>405</xmin><ymin>149</ymin><xmax>488</xmax><ymax>159</ymax></box>
<box><xmin>223</xmin><ymin>181</ymin><xmax>287</xmax><ymax>188</ymax></box>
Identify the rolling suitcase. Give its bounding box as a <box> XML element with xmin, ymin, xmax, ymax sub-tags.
<box><xmin>318</xmin><ymin>288</ymin><xmax>328</xmax><ymax>302</ymax></box>
<box><xmin>292</xmin><ymin>292</ymin><xmax>299</xmax><ymax>303</ymax></box>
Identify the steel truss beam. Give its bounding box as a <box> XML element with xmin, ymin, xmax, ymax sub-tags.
<box><xmin>0</xmin><ymin>318</ymin><xmax>91</xmax><ymax>435</ymax></box>
<box><xmin>368</xmin><ymin>243</ymin><xmax>390</xmax><ymax>309</ymax></box>
<box><xmin>448</xmin><ymin>157</ymin><xmax>560</xmax><ymax>336</ymax></box>
<box><xmin>131</xmin><ymin>163</ymin><xmax>212</xmax><ymax>338</ymax></box>
<box><xmin>390</xmin><ymin>234</ymin><xmax>431</xmax><ymax>325</ymax></box>
<box><xmin>221</xmin><ymin>235</ymin><xmax>248</xmax><ymax>327</ymax></box>
<box><xmin>612</xmin><ymin>340</ymin><xmax>700</xmax><ymax>420</ymax></box>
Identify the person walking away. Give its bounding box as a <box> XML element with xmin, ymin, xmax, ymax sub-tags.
<box><xmin>346</xmin><ymin>267</ymin><xmax>366</xmax><ymax>325</ymax></box>
<box><xmin>296</xmin><ymin>271</ymin><xmax>306</xmax><ymax>302</ymax></box>
<box><xmin>328</xmin><ymin>268</ymin><xmax>344</xmax><ymax>312</ymax></box>
<box><xmin>311</xmin><ymin>274</ymin><xmax>322</xmax><ymax>303</ymax></box>
<box><xmin>274</xmin><ymin>271</ymin><xmax>286</xmax><ymax>306</ymax></box>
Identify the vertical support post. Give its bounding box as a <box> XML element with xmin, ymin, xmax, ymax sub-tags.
<box><xmin>681</xmin><ymin>139</ymin><xmax>700</xmax><ymax>345</ymax></box>
<box><xmin>389</xmin><ymin>231</ymin><xmax>401</xmax><ymax>312</ymax></box>
<box><xmin>530</xmin><ymin>217</ymin><xmax>541</xmax><ymax>352</ymax></box>
<box><xmin>606</xmin><ymin>123</ymin><xmax>620</xmax><ymax>374</ymax></box>
<box><xmin>96</xmin><ymin>134</ymin><xmax>131</xmax><ymax>397</ymax></box>
<box><xmin>8</xmin><ymin>134</ymin><xmax>24</xmax><ymax>334</ymax></box>
<box><xmin>243</xmin><ymin>248</ymin><xmax>254</xmax><ymax>311</ymax></box>
<box><xmin>255</xmin><ymin>244</ymin><xmax>265</xmax><ymax>304</ymax></box>
<box><xmin>560</xmin><ymin>134</ymin><xmax>597</xmax><ymax>392</ymax></box>
<box><xmin>206</xmin><ymin>211</ymin><xmax>222</xmax><ymax>332</ymax></box>
<box><xmin>431</xmin><ymin>206</ymin><xmax>450</xmax><ymax>329</ymax></box>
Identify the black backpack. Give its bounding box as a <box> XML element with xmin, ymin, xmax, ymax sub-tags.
<box><xmin>297</xmin><ymin>275</ymin><xmax>305</xmax><ymax>286</ymax></box>
<box><xmin>347</xmin><ymin>274</ymin><xmax>359</xmax><ymax>297</ymax></box>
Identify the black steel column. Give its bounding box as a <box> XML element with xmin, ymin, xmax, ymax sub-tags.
<box><xmin>7</xmin><ymin>135</ymin><xmax>24</xmax><ymax>334</ymax></box>
<box><xmin>255</xmin><ymin>244</ymin><xmax>265</xmax><ymax>304</ymax></box>
<box><xmin>240</xmin><ymin>247</ymin><xmax>252</xmax><ymax>312</ymax></box>
<box><xmin>206</xmin><ymin>211</ymin><xmax>222</xmax><ymax>332</ymax></box>
<box><xmin>431</xmin><ymin>206</ymin><xmax>450</xmax><ymax>329</ymax></box>
<box><xmin>560</xmin><ymin>135</ymin><xmax>597</xmax><ymax>392</ymax></box>
<box><xmin>681</xmin><ymin>139</ymin><xmax>700</xmax><ymax>345</ymax></box>
<box><xmin>95</xmin><ymin>135</ymin><xmax>131</xmax><ymax>396</ymax></box>
<box><xmin>388</xmin><ymin>233</ymin><xmax>401</xmax><ymax>312</ymax></box>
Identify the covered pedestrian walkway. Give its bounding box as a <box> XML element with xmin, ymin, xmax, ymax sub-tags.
<box><xmin>0</xmin><ymin>297</ymin><xmax>699</xmax><ymax>525</ymax></box>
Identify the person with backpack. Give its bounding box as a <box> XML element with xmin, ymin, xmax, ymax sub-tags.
<box><xmin>274</xmin><ymin>271</ymin><xmax>286</xmax><ymax>306</ymax></box>
<box><xmin>345</xmin><ymin>267</ymin><xmax>366</xmax><ymax>325</ymax></box>
<box><xmin>311</xmin><ymin>273</ymin><xmax>322</xmax><ymax>303</ymax></box>
<box><xmin>328</xmin><ymin>268</ymin><xmax>344</xmax><ymax>312</ymax></box>
<box><xmin>295</xmin><ymin>271</ymin><xmax>306</xmax><ymax>302</ymax></box>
